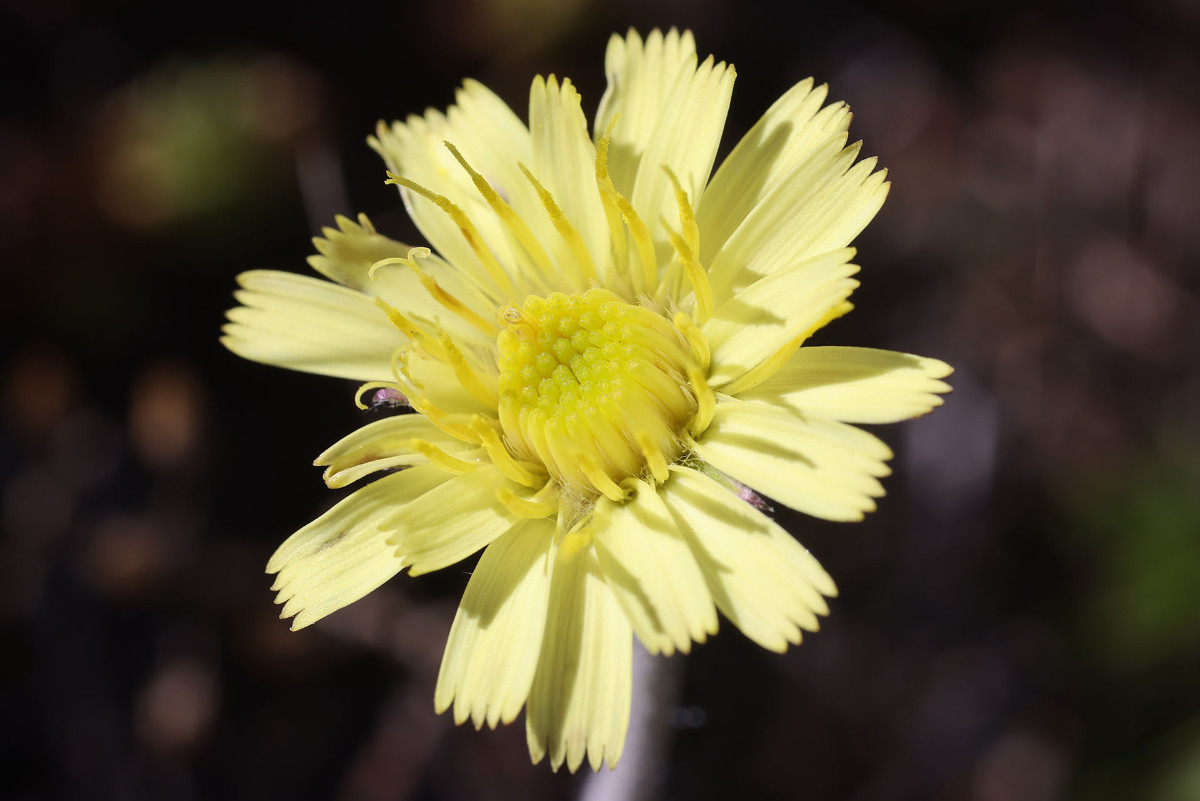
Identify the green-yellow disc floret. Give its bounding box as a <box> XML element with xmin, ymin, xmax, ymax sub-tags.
<box><xmin>496</xmin><ymin>289</ymin><xmax>702</xmax><ymax>500</ymax></box>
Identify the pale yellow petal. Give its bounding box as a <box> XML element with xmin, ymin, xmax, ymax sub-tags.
<box><xmin>401</xmin><ymin>348</ymin><xmax>494</xmax><ymax>417</ymax></box>
<box><xmin>662</xmin><ymin>465</ymin><xmax>836</xmax><ymax>652</ymax></box>
<box><xmin>528</xmin><ymin>75</ymin><xmax>608</xmax><ymax>278</ymax></box>
<box><xmin>310</xmin><ymin>213</ymin><xmax>497</xmax><ymax>349</ymax></box>
<box><xmin>628</xmin><ymin>54</ymin><xmax>732</xmax><ymax>220</ymax></box>
<box><xmin>592</xmin><ymin>480</ymin><xmax>717</xmax><ymax>656</ymax></box>
<box><xmin>314</xmin><ymin>414</ymin><xmax>470</xmax><ymax>488</ymax></box>
<box><xmin>698</xmin><ymin>79</ymin><xmax>852</xmax><ymax>263</ymax></box>
<box><xmin>599</xmin><ymin>34</ymin><xmax>733</xmax><ymax>252</ymax></box>
<box><xmin>595</xmin><ymin>28</ymin><xmax>698</xmax><ymax>198</ymax></box>
<box><xmin>222</xmin><ymin>270</ymin><xmax>401</xmax><ymax>382</ymax></box>
<box><xmin>526</xmin><ymin>529</ymin><xmax>632</xmax><ymax>772</ymax></box>
<box><xmin>445</xmin><ymin>78</ymin><xmax>539</xmax><ymax>219</ymax></box>
<box><xmin>370</xmin><ymin>84</ymin><xmax>528</xmax><ymax>297</ymax></box>
<box><xmin>307</xmin><ymin>212</ymin><xmax>411</xmax><ymax>291</ymax></box>
<box><xmin>267</xmin><ymin>465</ymin><xmax>452</xmax><ymax>630</ymax></box>
<box><xmin>737</xmin><ymin>346</ymin><xmax>953</xmax><ymax>423</ymax></box>
<box><xmin>692</xmin><ymin>399</ymin><xmax>893</xmax><ymax>522</ymax></box>
<box><xmin>446</xmin><ymin>79</ymin><xmax>560</xmax><ymax>283</ymax></box>
<box><xmin>703</xmin><ymin>249</ymin><xmax>860</xmax><ymax>386</ymax></box>
<box><xmin>435</xmin><ymin>518</ymin><xmax>555</xmax><ymax>729</ymax></box>
<box><xmin>386</xmin><ymin>464</ymin><xmax>521</xmax><ymax>576</ymax></box>
<box><xmin>707</xmin><ymin>140</ymin><xmax>888</xmax><ymax>304</ymax></box>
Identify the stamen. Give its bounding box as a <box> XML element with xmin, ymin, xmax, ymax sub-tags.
<box><xmin>496</xmin><ymin>485</ymin><xmax>558</xmax><ymax>518</ymax></box>
<box><xmin>411</xmin><ymin>439</ymin><xmax>478</xmax><ymax>474</ymax></box>
<box><xmin>635</xmin><ymin>431</ymin><xmax>669</xmax><ymax>484</ymax></box>
<box><xmin>619</xmin><ymin>321</ymin><xmax>693</xmax><ymax>367</ymax></box>
<box><xmin>687</xmin><ymin>365</ymin><xmax>715</xmax><ymax>436</ymax></box>
<box><xmin>673</xmin><ymin>312</ymin><xmax>711</xmax><ymax>370</ymax></box>
<box><xmin>409</xmin><ymin>398</ymin><xmax>482</xmax><ymax>445</ymax></box>
<box><xmin>577</xmin><ymin>406</ymin><xmax>641</xmax><ymax>477</ymax></box>
<box><xmin>471</xmin><ymin>417</ymin><xmax>544</xmax><ymax>488</ymax></box>
<box><xmin>663</xmin><ymin>166</ymin><xmax>699</xmax><ymax>255</ymax></box>
<box><xmin>661</xmin><ymin>169</ymin><xmax>712</xmax><ymax>324</ymax></box>
<box><xmin>374</xmin><ymin>298</ymin><xmax>445</xmax><ymax>358</ymax></box>
<box><xmin>593</xmin><ymin>122</ymin><xmax>630</xmax><ymax>292</ymax></box>
<box><xmin>576</xmin><ymin>452</ymin><xmax>628</xmax><ymax>502</ymax></box>
<box><xmin>556</xmin><ymin>520</ymin><xmax>593</xmax><ymax>558</ymax></box>
<box><xmin>720</xmin><ymin>300</ymin><xmax>854</xmax><ymax>396</ymax></box>
<box><xmin>371</xmin><ymin>248</ymin><xmax>496</xmax><ymax>337</ymax></box>
<box><xmin>385</xmin><ymin>171</ymin><xmax>515</xmax><ymax>296</ymax></box>
<box><xmin>518</xmin><ymin>164</ymin><xmax>596</xmax><ymax>286</ymax></box>
<box><xmin>625</xmin><ymin>359</ymin><xmax>692</xmax><ymax>418</ymax></box>
<box><xmin>390</xmin><ymin>349</ymin><xmax>422</xmax><ymax>397</ymax></box>
<box><xmin>443</xmin><ymin>141</ymin><xmax>558</xmax><ymax>286</ymax></box>
<box><xmin>595</xmin><ymin>117</ymin><xmax>657</xmax><ymax>293</ymax></box>
<box><xmin>436</xmin><ymin>331</ymin><xmax>498</xmax><ymax>407</ymax></box>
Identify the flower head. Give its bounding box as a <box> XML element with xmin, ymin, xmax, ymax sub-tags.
<box><xmin>223</xmin><ymin>28</ymin><xmax>951</xmax><ymax>772</ymax></box>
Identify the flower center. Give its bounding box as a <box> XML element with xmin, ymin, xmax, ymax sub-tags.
<box><xmin>496</xmin><ymin>288</ymin><xmax>699</xmax><ymax>500</ymax></box>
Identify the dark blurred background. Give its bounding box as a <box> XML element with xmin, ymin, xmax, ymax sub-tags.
<box><xmin>3</xmin><ymin>0</ymin><xmax>1199</xmax><ymax>799</ymax></box>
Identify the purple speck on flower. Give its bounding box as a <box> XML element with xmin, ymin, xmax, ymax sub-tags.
<box><xmin>737</xmin><ymin>483</ymin><xmax>774</xmax><ymax>513</ymax></box>
<box><xmin>371</xmin><ymin>387</ymin><xmax>409</xmax><ymax>409</ymax></box>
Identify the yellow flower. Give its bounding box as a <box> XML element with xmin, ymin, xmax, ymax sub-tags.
<box><xmin>222</xmin><ymin>28</ymin><xmax>951</xmax><ymax>772</ymax></box>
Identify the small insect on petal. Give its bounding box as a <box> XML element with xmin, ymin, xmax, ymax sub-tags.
<box><xmin>371</xmin><ymin>387</ymin><xmax>409</xmax><ymax>409</ymax></box>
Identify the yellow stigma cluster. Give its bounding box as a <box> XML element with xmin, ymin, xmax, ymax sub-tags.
<box><xmin>496</xmin><ymin>289</ymin><xmax>702</xmax><ymax>500</ymax></box>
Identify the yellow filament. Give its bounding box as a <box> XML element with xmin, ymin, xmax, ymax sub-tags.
<box><xmin>471</xmin><ymin>417</ymin><xmax>544</xmax><ymax>488</ymax></box>
<box><xmin>621</xmin><ymin>323</ymin><xmax>692</xmax><ymax>368</ymax></box>
<box><xmin>519</xmin><ymin>408</ymin><xmax>554</xmax><ymax>475</ymax></box>
<box><xmin>371</xmin><ymin>249</ymin><xmax>495</xmax><ymax>337</ymax></box>
<box><xmin>593</xmin><ymin>125</ymin><xmax>630</xmax><ymax>292</ymax></box>
<box><xmin>626</xmin><ymin>360</ymin><xmax>691</xmax><ymax>419</ymax></box>
<box><xmin>435</xmin><ymin>331</ymin><xmax>498</xmax><ymax>407</ymax></box>
<box><xmin>385</xmin><ymin>171</ymin><xmax>515</xmax><ymax>296</ymax></box>
<box><xmin>409</xmin><ymin>398</ymin><xmax>482</xmax><ymax>445</ymax></box>
<box><xmin>390</xmin><ymin>351</ymin><xmax>425</xmax><ymax>405</ymax></box>
<box><xmin>518</xmin><ymin>164</ymin><xmax>596</xmax><ymax>286</ymax></box>
<box><xmin>661</xmin><ymin>170</ymin><xmax>712</xmax><ymax>324</ymax></box>
<box><xmin>497</xmin><ymin>394</ymin><xmax>524</xmax><ymax>453</ymax></box>
<box><xmin>687</xmin><ymin>365</ymin><xmax>715</xmax><ymax>436</ymax></box>
<box><xmin>442</xmin><ymin>141</ymin><xmax>558</xmax><ymax>285</ymax></box>
<box><xmin>374</xmin><ymin>298</ymin><xmax>446</xmax><ymax>359</ymax></box>
<box><xmin>721</xmin><ymin>336</ymin><xmax>804</xmax><ymax>396</ymax></box>
<box><xmin>673</xmin><ymin>312</ymin><xmax>710</xmax><ymax>370</ymax></box>
<box><xmin>720</xmin><ymin>300</ymin><xmax>854</xmax><ymax>396</ymax></box>
<box><xmin>411</xmin><ymin>439</ymin><xmax>478</xmax><ymax>474</ymax></box>
<box><xmin>578</xmin><ymin>408</ymin><xmax>640</xmax><ymax>478</ymax></box>
<box><xmin>576</xmin><ymin>453</ymin><xmax>628</xmax><ymax>502</ymax></box>
<box><xmin>556</xmin><ymin>522</ymin><xmax>593</xmax><ymax>558</ymax></box>
<box><xmin>607</xmin><ymin>189</ymin><xmax>658</xmax><ymax>295</ymax></box>
<box><xmin>663</xmin><ymin>166</ymin><xmax>699</xmax><ymax>255</ymax></box>
<box><xmin>594</xmin><ymin>120</ymin><xmax>657</xmax><ymax>294</ymax></box>
<box><xmin>496</xmin><ymin>485</ymin><xmax>558</xmax><ymax>519</ymax></box>
<box><xmin>594</xmin><ymin>388</ymin><xmax>672</xmax><ymax>456</ymax></box>
<box><xmin>635</xmin><ymin>431</ymin><xmax>669</xmax><ymax>484</ymax></box>
<box><xmin>375</xmin><ymin>297</ymin><xmax>421</xmax><ymax>339</ymax></box>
